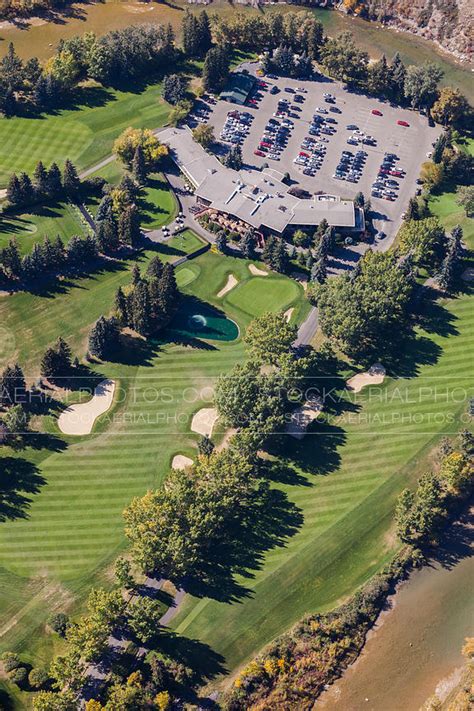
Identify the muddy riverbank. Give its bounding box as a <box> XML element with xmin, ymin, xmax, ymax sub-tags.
<box><xmin>316</xmin><ymin>506</ymin><xmax>474</xmax><ymax>711</ymax></box>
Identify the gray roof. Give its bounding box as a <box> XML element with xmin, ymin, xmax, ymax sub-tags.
<box><xmin>160</xmin><ymin>127</ymin><xmax>357</xmax><ymax>233</ymax></box>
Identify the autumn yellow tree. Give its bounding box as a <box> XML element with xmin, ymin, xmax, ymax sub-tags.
<box><xmin>431</xmin><ymin>87</ymin><xmax>470</xmax><ymax>127</ymax></box>
<box><xmin>114</xmin><ymin>128</ymin><xmax>168</xmax><ymax>169</ymax></box>
<box><xmin>420</xmin><ymin>161</ymin><xmax>444</xmax><ymax>190</ymax></box>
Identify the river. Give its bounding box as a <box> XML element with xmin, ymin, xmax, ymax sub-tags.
<box><xmin>316</xmin><ymin>506</ymin><xmax>474</xmax><ymax>711</ymax></box>
<box><xmin>0</xmin><ymin>1</ymin><xmax>472</xmax><ymax>102</ymax></box>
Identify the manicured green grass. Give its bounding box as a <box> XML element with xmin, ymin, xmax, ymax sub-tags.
<box><xmin>172</xmin><ymin>281</ymin><xmax>474</xmax><ymax>681</ymax></box>
<box><xmin>0</xmin><ymin>201</ymin><xmax>89</xmax><ymax>254</ymax></box>
<box><xmin>0</xmin><ymin>250</ymin><xmax>306</xmax><ymax>678</ymax></box>
<box><xmin>225</xmin><ymin>275</ymin><xmax>301</xmax><ymax>317</ymax></box>
<box><xmin>429</xmin><ymin>189</ymin><xmax>474</xmax><ymax>247</ymax></box>
<box><xmin>0</xmin><ymin>82</ymin><xmax>170</xmax><ymax>187</ymax></box>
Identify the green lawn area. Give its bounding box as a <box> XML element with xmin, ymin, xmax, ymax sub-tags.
<box><xmin>0</xmin><ymin>81</ymin><xmax>170</xmax><ymax>187</ymax></box>
<box><xmin>0</xmin><ymin>250</ymin><xmax>307</xmax><ymax>686</ymax></box>
<box><xmin>172</xmin><ymin>280</ymin><xmax>474</xmax><ymax>682</ymax></box>
<box><xmin>0</xmin><ymin>201</ymin><xmax>89</xmax><ymax>254</ymax></box>
<box><xmin>225</xmin><ymin>274</ymin><xmax>301</xmax><ymax>316</ymax></box>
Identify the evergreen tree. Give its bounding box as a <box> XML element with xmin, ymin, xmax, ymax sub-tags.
<box><xmin>132</xmin><ymin>145</ymin><xmax>147</xmax><ymax>184</ymax></box>
<box><xmin>157</xmin><ymin>263</ymin><xmax>179</xmax><ymax>318</ymax></box>
<box><xmin>162</xmin><ymin>74</ymin><xmax>186</xmax><ymax>105</ymax></box>
<box><xmin>96</xmin><ymin>194</ymin><xmax>113</xmax><ymax>222</ymax></box>
<box><xmin>216</xmin><ymin>232</ymin><xmax>228</xmax><ymax>253</ymax></box>
<box><xmin>0</xmin><ymin>239</ymin><xmax>22</xmax><ymax>279</ymax></box>
<box><xmin>88</xmin><ymin>316</ymin><xmax>120</xmax><ymax>360</ymax></box>
<box><xmin>389</xmin><ymin>52</ymin><xmax>406</xmax><ymax>102</ymax></box>
<box><xmin>0</xmin><ymin>363</ymin><xmax>25</xmax><ymax>407</ymax></box>
<box><xmin>197</xmin><ymin>11</ymin><xmax>213</xmax><ymax>54</ymax></box>
<box><xmin>114</xmin><ymin>287</ymin><xmax>128</xmax><ymax>325</ymax></box>
<box><xmin>131</xmin><ymin>280</ymin><xmax>151</xmax><ymax>335</ymax></box>
<box><xmin>306</xmin><ymin>252</ymin><xmax>314</xmax><ymax>270</ymax></box>
<box><xmin>198</xmin><ymin>435</ymin><xmax>214</xmax><ymax>457</ymax></box>
<box><xmin>40</xmin><ymin>348</ymin><xmax>57</xmax><ymax>381</ymax></box>
<box><xmin>202</xmin><ymin>46</ymin><xmax>230</xmax><ymax>93</ymax></box>
<box><xmin>96</xmin><ymin>216</ymin><xmax>119</xmax><ymax>254</ymax></box>
<box><xmin>55</xmin><ymin>337</ymin><xmax>72</xmax><ymax>375</ymax></box>
<box><xmin>2</xmin><ymin>86</ymin><xmax>16</xmax><ymax>117</ymax></box>
<box><xmin>354</xmin><ymin>191</ymin><xmax>365</xmax><ymax>208</ymax></box>
<box><xmin>182</xmin><ymin>11</ymin><xmax>200</xmax><ymax>57</ymax></box>
<box><xmin>47</xmin><ymin>162</ymin><xmax>62</xmax><ymax>196</ymax></box>
<box><xmin>33</xmin><ymin>75</ymin><xmax>49</xmax><ymax>110</ymax></box>
<box><xmin>146</xmin><ymin>255</ymin><xmax>164</xmax><ymax>280</ymax></box>
<box><xmin>33</xmin><ymin>161</ymin><xmax>49</xmax><ymax>197</ymax></box>
<box><xmin>118</xmin><ymin>174</ymin><xmax>139</xmax><ymax>203</ymax></box>
<box><xmin>241</xmin><ymin>229</ymin><xmax>257</xmax><ymax>259</ymax></box>
<box><xmin>118</xmin><ymin>205</ymin><xmax>141</xmax><ymax>248</ymax></box>
<box><xmin>311</xmin><ymin>256</ymin><xmax>327</xmax><ymax>284</ymax></box>
<box><xmin>406</xmin><ymin>197</ymin><xmax>420</xmax><ymax>221</ymax></box>
<box><xmin>6</xmin><ymin>173</ymin><xmax>22</xmax><ymax>205</ymax></box>
<box><xmin>63</xmin><ymin>159</ymin><xmax>81</xmax><ymax>197</ymax></box>
<box><xmin>131</xmin><ymin>263</ymin><xmax>141</xmax><ymax>286</ymax></box>
<box><xmin>18</xmin><ymin>173</ymin><xmax>33</xmax><ymax>205</ymax></box>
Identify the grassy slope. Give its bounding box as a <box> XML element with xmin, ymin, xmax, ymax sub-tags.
<box><xmin>0</xmin><ymin>250</ymin><xmax>306</xmax><ymax>674</ymax></box>
<box><xmin>0</xmin><ymin>82</ymin><xmax>169</xmax><ymax>186</ymax></box>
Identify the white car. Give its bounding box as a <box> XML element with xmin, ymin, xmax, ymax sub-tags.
<box><xmin>315</xmin><ymin>107</ymin><xmax>328</xmax><ymax>114</ymax></box>
<box><xmin>296</xmin><ymin>87</ymin><xmax>307</xmax><ymax>93</ymax></box>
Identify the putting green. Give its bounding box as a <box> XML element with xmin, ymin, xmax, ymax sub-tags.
<box><xmin>176</xmin><ymin>265</ymin><xmax>200</xmax><ymax>288</ymax></box>
<box><xmin>225</xmin><ymin>276</ymin><xmax>301</xmax><ymax>316</ymax></box>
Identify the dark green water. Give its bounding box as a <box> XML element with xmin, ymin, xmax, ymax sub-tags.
<box><xmin>168</xmin><ymin>301</ymin><xmax>239</xmax><ymax>342</ymax></box>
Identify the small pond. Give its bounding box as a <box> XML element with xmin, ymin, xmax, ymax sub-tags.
<box><xmin>168</xmin><ymin>301</ymin><xmax>239</xmax><ymax>342</ymax></box>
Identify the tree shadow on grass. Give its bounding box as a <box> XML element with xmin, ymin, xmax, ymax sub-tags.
<box><xmin>179</xmin><ymin>485</ymin><xmax>303</xmax><ymax>603</ymax></box>
<box><xmin>25</xmin><ymin>256</ymin><xmax>129</xmax><ymax>298</ymax></box>
<box><xmin>109</xmin><ymin>331</ymin><xmax>163</xmax><ymax>367</ymax></box>
<box><xmin>156</xmin><ymin>630</ymin><xmax>227</xmax><ymax>687</ymax></box>
<box><xmin>0</xmin><ymin>457</ymin><xmax>45</xmax><ymax>522</ymax></box>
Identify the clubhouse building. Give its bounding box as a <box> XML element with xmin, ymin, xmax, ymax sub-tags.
<box><xmin>160</xmin><ymin>127</ymin><xmax>365</xmax><ymax>237</ymax></box>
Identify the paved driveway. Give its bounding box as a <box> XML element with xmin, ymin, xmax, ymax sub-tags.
<box><xmin>205</xmin><ymin>71</ymin><xmax>441</xmax><ymax>246</ymax></box>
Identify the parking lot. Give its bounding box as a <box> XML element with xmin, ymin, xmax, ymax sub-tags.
<box><xmin>199</xmin><ymin>69</ymin><xmax>441</xmax><ymax>244</ymax></box>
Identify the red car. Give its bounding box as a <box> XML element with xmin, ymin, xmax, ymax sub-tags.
<box><xmin>389</xmin><ymin>169</ymin><xmax>403</xmax><ymax>177</ymax></box>
<box><xmin>254</xmin><ymin>150</ymin><xmax>265</xmax><ymax>157</ymax></box>
<box><xmin>372</xmin><ymin>109</ymin><xmax>383</xmax><ymax>116</ymax></box>
<box><xmin>260</xmin><ymin>141</ymin><xmax>272</xmax><ymax>148</ymax></box>
<box><xmin>299</xmin><ymin>151</ymin><xmax>310</xmax><ymax>157</ymax></box>
<box><xmin>397</xmin><ymin>120</ymin><xmax>409</xmax><ymax>127</ymax></box>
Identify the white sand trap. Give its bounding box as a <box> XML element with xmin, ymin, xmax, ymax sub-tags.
<box><xmin>284</xmin><ymin>307</ymin><xmax>294</xmax><ymax>323</ymax></box>
<box><xmin>191</xmin><ymin>408</ymin><xmax>218</xmax><ymax>437</ymax></box>
<box><xmin>217</xmin><ymin>274</ymin><xmax>238</xmax><ymax>297</ymax></box>
<box><xmin>249</xmin><ymin>264</ymin><xmax>268</xmax><ymax>276</ymax></box>
<box><xmin>346</xmin><ymin>363</ymin><xmax>386</xmax><ymax>393</ymax></box>
<box><xmin>172</xmin><ymin>455</ymin><xmax>193</xmax><ymax>470</ymax></box>
<box><xmin>58</xmin><ymin>379</ymin><xmax>115</xmax><ymax>435</ymax></box>
<box><xmin>461</xmin><ymin>267</ymin><xmax>474</xmax><ymax>282</ymax></box>
<box><xmin>286</xmin><ymin>397</ymin><xmax>323</xmax><ymax>440</ymax></box>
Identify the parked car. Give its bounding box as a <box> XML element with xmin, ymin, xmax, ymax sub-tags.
<box><xmin>372</xmin><ymin>109</ymin><xmax>383</xmax><ymax>116</ymax></box>
<box><xmin>254</xmin><ymin>150</ymin><xmax>265</xmax><ymax>157</ymax></box>
<box><xmin>270</xmin><ymin>85</ymin><xmax>279</xmax><ymax>95</ymax></box>
<box><xmin>397</xmin><ymin>120</ymin><xmax>410</xmax><ymax>127</ymax></box>
<box><xmin>346</xmin><ymin>124</ymin><xmax>358</xmax><ymax>130</ymax></box>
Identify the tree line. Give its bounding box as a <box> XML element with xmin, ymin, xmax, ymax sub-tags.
<box><xmin>6</xmin><ymin>159</ymin><xmax>81</xmax><ymax>208</ymax></box>
<box><xmin>0</xmin><ymin>24</ymin><xmax>176</xmax><ymax>117</ymax></box>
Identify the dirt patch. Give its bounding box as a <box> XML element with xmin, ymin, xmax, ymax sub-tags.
<box><xmin>172</xmin><ymin>454</ymin><xmax>193</xmax><ymax>470</ymax></box>
<box><xmin>217</xmin><ymin>274</ymin><xmax>238</xmax><ymax>297</ymax></box>
<box><xmin>124</xmin><ymin>3</ymin><xmax>155</xmax><ymax>13</ymax></box>
<box><xmin>191</xmin><ymin>407</ymin><xmax>218</xmax><ymax>437</ymax></box>
<box><xmin>249</xmin><ymin>264</ymin><xmax>269</xmax><ymax>276</ymax></box>
<box><xmin>57</xmin><ymin>379</ymin><xmax>115</xmax><ymax>435</ymax></box>
<box><xmin>286</xmin><ymin>397</ymin><xmax>323</xmax><ymax>439</ymax></box>
<box><xmin>346</xmin><ymin>363</ymin><xmax>386</xmax><ymax>393</ymax></box>
<box><xmin>284</xmin><ymin>307</ymin><xmax>294</xmax><ymax>322</ymax></box>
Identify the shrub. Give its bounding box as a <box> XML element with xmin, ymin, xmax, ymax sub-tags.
<box><xmin>28</xmin><ymin>667</ymin><xmax>49</xmax><ymax>689</ymax></box>
<box><xmin>48</xmin><ymin>612</ymin><xmax>70</xmax><ymax>637</ymax></box>
<box><xmin>8</xmin><ymin>666</ymin><xmax>28</xmax><ymax>687</ymax></box>
<box><xmin>1</xmin><ymin>652</ymin><xmax>21</xmax><ymax>672</ymax></box>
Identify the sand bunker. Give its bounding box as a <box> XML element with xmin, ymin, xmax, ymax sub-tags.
<box><xmin>58</xmin><ymin>379</ymin><xmax>115</xmax><ymax>435</ymax></box>
<box><xmin>284</xmin><ymin>307</ymin><xmax>294</xmax><ymax>322</ymax></box>
<box><xmin>249</xmin><ymin>264</ymin><xmax>268</xmax><ymax>276</ymax></box>
<box><xmin>217</xmin><ymin>274</ymin><xmax>238</xmax><ymax>297</ymax></box>
<box><xmin>461</xmin><ymin>267</ymin><xmax>474</xmax><ymax>282</ymax></box>
<box><xmin>346</xmin><ymin>363</ymin><xmax>386</xmax><ymax>393</ymax></box>
<box><xmin>291</xmin><ymin>271</ymin><xmax>308</xmax><ymax>291</ymax></box>
<box><xmin>191</xmin><ymin>408</ymin><xmax>218</xmax><ymax>437</ymax></box>
<box><xmin>172</xmin><ymin>455</ymin><xmax>193</xmax><ymax>470</ymax></box>
<box><xmin>286</xmin><ymin>397</ymin><xmax>323</xmax><ymax>439</ymax></box>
